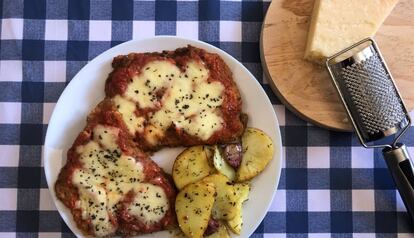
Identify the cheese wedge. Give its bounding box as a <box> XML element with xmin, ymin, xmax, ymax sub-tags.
<box><xmin>304</xmin><ymin>0</ymin><xmax>399</xmax><ymax>63</ymax></box>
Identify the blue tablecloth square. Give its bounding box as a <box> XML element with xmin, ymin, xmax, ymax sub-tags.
<box><xmin>286</xmin><ymin>168</ymin><xmax>308</xmax><ymax>190</ymax></box>
<box><xmin>330</xmin><ymin>147</ymin><xmax>351</xmax><ymax>168</ymax></box>
<box><xmin>375</xmin><ymin>211</ymin><xmax>398</xmax><ymax>233</ymax></box>
<box><xmin>112</xmin><ymin>21</ymin><xmax>133</xmax><ymax>41</ymax></box>
<box><xmin>287</xmin><ymin>190</ymin><xmax>308</xmax><ymax>211</ymax></box>
<box><xmin>22</xmin><ymin>61</ymin><xmax>44</xmax><ymax>82</ymax></box>
<box><xmin>21</xmin><ymin>82</ymin><xmax>44</xmax><ymax>103</ymax></box>
<box><xmin>284</xmin><ymin>126</ymin><xmax>308</xmax><ymax>147</ymax></box>
<box><xmin>16</xmin><ymin>210</ymin><xmax>39</xmax><ymax>232</ymax></box>
<box><xmin>17</xmin><ymin>167</ymin><xmax>42</xmax><ymax>188</ymax></box>
<box><xmin>155</xmin><ymin>1</ymin><xmax>177</xmax><ymax>21</ymax></box>
<box><xmin>241</xmin><ymin>2</ymin><xmax>263</xmax><ymax>22</ymax></box>
<box><xmin>19</xmin><ymin>145</ymin><xmax>42</xmax><ymax>167</ymax></box>
<box><xmin>177</xmin><ymin>1</ymin><xmax>198</xmax><ymax>21</ymax></box>
<box><xmin>2</xmin><ymin>0</ymin><xmax>23</xmax><ymax>18</ymax></box>
<box><xmin>330</xmin><ymin>169</ymin><xmax>353</xmax><ymax>190</ymax></box>
<box><xmin>133</xmin><ymin>1</ymin><xmax>155</xmax><ymax>20</ymax></box>
<box><xmin>155</xmin><ymin>21</ymin><xmax>176</xmax><ymax>35</ymax></box>
<box><xmin>22</xmin><ymin>40</ymin><xmax>44</xmax><ymax>61</ymax></box>
<box><xmin>308</xmin><ymin>169</ymin><xmax>330</xmax><ymax>189</ymax></box>
<box><xmin>198</xmin><ymin>1</ymin><xmax>220</xmax><ymax>21</ymax></box>
<box><xmin>1</xmin><ymin>40</ymin><xmax>22</xmax><ymax>60</ymax></box>
<box><xmin>23</xmin><ymin>0</ymin><xmax>46</xmax><ymax>20</ymax></box>
<box><xmin>46</xmin><ymin>0</ymin><xmax>69</xmax><ymax>20</ymax></box>
<box><xmin>112</xmin><ymin>0</ymin><xmax>133</xmax><ymax>21</ymax></box>
<box><xmin>68</xmin><ymin>0</ymin><xmax>90</xmax><ymax>20</ymax></box>
<box><xmin>17</xmin><ymin>189</ymin><xmax>40</xmax><ymax>210</ymax></box>
<box><xmin>331</xmin><ymin>190</ymin><xmax>352</xmax><ymax>211</ymax></box>
<box><xmin>374</xmin><ymin>169</ymin><xmax>396</xmax><ymax>189</ymax></box>
<box><xmin>0</xmin><ymin>211</ymin><xmax>17</xmax><ymax>232</ymax></box>
<box><xmin>330</xmin><ymin>211</ymin><xmax>353</xmax><ymax>233</ymax></box>
<box><xmin>309</xmin><ymin>212</ymin><xmax>331</xmax><ymax>232</ymax></box>
<box><xmin>286</xmin><ymin>212</ymin><xmax>308</xmax><ymax>233</ymax></box>
<box><xmin>329</xmin><ymin>131</ymin><xmax>353</xmax><ymax>147</ymax></box>
<box><xmin>220</xmin><ymin>1</ymin><xmax>241</xmax><ymax>21</ymax></box>
<box><xmin>0</xmin><ymin>167</ymin><xmax>18</xmax><ymax>188</ymax></box>
<box><xmin>66</xmin><ymin>41</ymin><xmax>89</xmax><ymax>61</ymax></box>
<box><xmin>38</xmin><ymin>211</ymin><xmax>62</xmax><ymax>232</ymax></box>
<box><xmin>21</xmin><ymin>103</ymin><xmax>43</xmax><ymax>123</ymax></box>
<box><xmin>352</xmin><ymin>212</ymin><xmax>375</xmax><ymax>232</ymax></box>
<box><xmin>23</xmin><ymin>20</ymin><xmax>45</xmax><ymax>40</ymax></box>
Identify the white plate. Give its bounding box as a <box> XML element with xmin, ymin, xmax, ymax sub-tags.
<box><xmin>44</xmin><ymin>36</ymin><xmax>283</xmax><ymax>238</ymax></box>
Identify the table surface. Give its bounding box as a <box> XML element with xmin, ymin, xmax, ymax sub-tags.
<box><xmin>1</xmin><ymin>0</ymin><xmax>414</xmax><ymax>237</ymax></box>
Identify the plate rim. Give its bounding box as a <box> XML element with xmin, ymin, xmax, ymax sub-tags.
<box><xmin>44</xmin><ymin>35</ymin><xmax>283</xmax><ymax>237</ymax></box>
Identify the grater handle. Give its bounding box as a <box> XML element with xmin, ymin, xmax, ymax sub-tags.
<box><xmin>383</xmin><ymin>143</ymin><xmax>414</xmax><ymax>222</ymax></box>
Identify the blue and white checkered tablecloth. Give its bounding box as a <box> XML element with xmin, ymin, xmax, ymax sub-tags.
<box><xmin>1</xmin><ymin>0</ymin><xmax>414</xmax><ymax>237</ymax></box>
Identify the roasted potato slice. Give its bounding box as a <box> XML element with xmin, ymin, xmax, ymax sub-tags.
<box><xmin>176</xmin><ymin>181</ymin><xmax>216</xmax><ymax>238</ymax></box>
<box><xmin>237</xmin><ymin>127</ymin><xmax>274</xmax><ymax>182</ymax></box>
<box><xmin>226</xmin><ymin>182</ymin><xmax>249</xmax><ymax>235</ymax></box>
<box><xmin>213</xmin><ymin>146</ymin><xmax>236</xmax><ymax>181</ymax></box>
<box><xmin>174</xmin><ymin>221</ymin><xmax>229</xmax><ymax>238</ymax></box>
<box><xmin>205</xmin><ymin>221</ymin><xmax>230</xmax><ymax>238</ymax></box>
<box><xmin>202</xmin><ymin>174</ymin><xmax>250</xmax><ymax>221</ymax></box>
<box><xmin>227</xmin><ymin>207</ymin><xmax>242</xmax><ymax>235</ymax></box>
<box><xmin>233</xmin><ymin>182</ymin><xmax>250</xmax><ymax>203</ymax></box>
<box><xmin>173</xmin><ymin>146</ymin><xmax>216</xmax><ymax>190</ymax></box>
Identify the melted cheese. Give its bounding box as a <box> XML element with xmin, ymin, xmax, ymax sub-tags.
<box><xmin>127</xmin><ymin>183</ymin><xmax>169</xmax><ymax>224</ymax></box>
<box><xmin>93</xmin><ymin>125</ymin><xmax>119</xmax><ymax>152</ymax></box>
<box><xmin>72</xmin><ymin>124</ymin><xmax>168</xmax><ymax>237</ymax></box>
<box><xmin>116</xmin><ymin>60</ymin><xmax>225</xmax><ymax>144</ymax></box>
<box><xmin>112</xmin><ymin>95</ymin><xmax>145</xmax><ymax>134</ymax></box>
<box><xmin>72</xmin><ymin>169</ymin><xmax>112</xmax><ymax>237</ymax></box>
<box><xmin>124</xmin><ymin>61</ymin><xmax>181</xmax><ymax>109</ymax></box>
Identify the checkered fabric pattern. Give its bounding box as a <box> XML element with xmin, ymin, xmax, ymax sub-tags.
<box><xmin>1</xmin><ymin>0</ymin><xmax>414</xmax><ymax>237</ymax></box>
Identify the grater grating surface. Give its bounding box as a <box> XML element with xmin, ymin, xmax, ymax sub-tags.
<box><xmin>327</xmin><ymin>38</ymin><xmax>414</xmax><ymax>223</ymax></box>
<box><xmin>340</xmin><ymin>51</ymin><xmax>406</xmax><ymax>135</ymax></box>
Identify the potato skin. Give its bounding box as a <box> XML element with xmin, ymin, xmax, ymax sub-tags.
<box><xmin>205</xmin><ymin>221</ymin><xmax>229</xmax><ymax>238</ymax></box>
<box><xmin>212</xmin><ymin>146</ymin><xmax>236</xmax><ymax>181</ymax></box>
<box><xmin>175</xmin><ymin>181</ymin><xmax>216</xmax><ymax>238</ymax></box>
<box><xmin>236</xmin><ymin>128</ymin><xmax>274</xmax><ymax>182</ymax></box>
<box><xmin>172</xmin><ymin>146</ymin><xmax>216</xmax><ymax>190</ymax></box>
<box><xmin>221</xmin><ymin>143</ymin><xmax>242</xmax><ymax>169</ymax></box>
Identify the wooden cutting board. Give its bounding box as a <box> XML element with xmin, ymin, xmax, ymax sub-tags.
<box><xmin>261</xmin><ymin>0</ymin><xmax>414</xmax><ymax>131</ymax></box>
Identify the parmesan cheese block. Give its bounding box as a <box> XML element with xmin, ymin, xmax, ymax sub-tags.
<box><xmin>304</xmin><ymin>0</ymin><xmax>399</xmax><ymax>63</ymax></box>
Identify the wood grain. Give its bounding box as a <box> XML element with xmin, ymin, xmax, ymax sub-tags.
<box><xmin>261</xmin><ymin>0</ymin><xmax>414</xmax><ymax>131</ymax></box>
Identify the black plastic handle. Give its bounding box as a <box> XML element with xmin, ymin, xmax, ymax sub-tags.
<box><xmin>383</xmin><ymin>143</ymin><xmax>414</xmax><ymax>223</ymax></box>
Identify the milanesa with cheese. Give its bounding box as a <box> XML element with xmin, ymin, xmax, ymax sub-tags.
<box><xmin>55</xmin><ymin>46</ymin><xmax>246</xmax><ymax>237</ymax></box>
<box><xmin>304</xmin><ymin>0</ymin><xmax>398</xmax><ymax>63</ymax></box>
<box><xmin>55</xmin><ymin>102</ymin><xmax>177</xmax><ymax>237</ymax></box>
<box><xmin>105</xmin><ymin>46</ymin><xmax>246</xmax><ymax>151</ymax></box>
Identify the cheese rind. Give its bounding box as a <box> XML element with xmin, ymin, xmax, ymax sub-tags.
<box><xmin>304</xmin><ymin>0</ymin><xmax>398</xmax><ymax>63</ymax></box>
